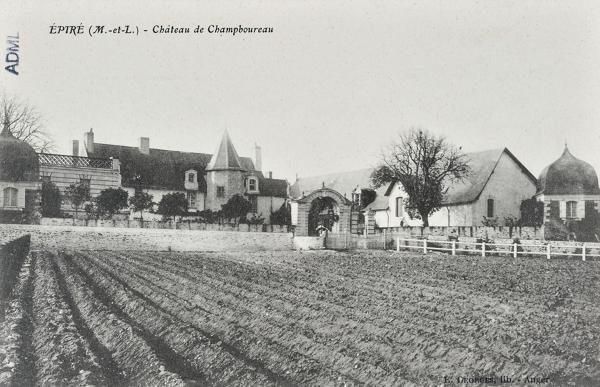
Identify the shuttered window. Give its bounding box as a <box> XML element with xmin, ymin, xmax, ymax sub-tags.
<box><xmin>566</xmin><ymin>201</ymin><xmax>577</xmax><ymax>219</ymax></box>
<box><xmin>3</xmin><ymin>187</ymin><xmax>17</xmax><ymax>207</ymax></box>
<box><xmin>487</xmin><ymin>199</ymin><xmax>494</xmax><ymax>218</ymax></box>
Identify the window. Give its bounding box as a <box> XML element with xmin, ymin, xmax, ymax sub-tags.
<box><xmin>487</xmin><ymin>199</ymin><xmax>494</xmax><ymax>218</ymax></box>
<box><xmin>395</xmin><ymin>197</ymin><xmax>403</xmax><ymax>217</ymax></box>
<box><xmin>217</xmin><ymin>186</ymin><xmax>225</xmax><ymax>198</ymax></box>
<box><xmin>3</xmin><ymin>187</ymin><xmax>17</xmax><ymax>207</ymax></box>
<box><xmin>566</xmin><ymin>201</ymin><xmax>577</xmax><ymax>219</ymax></box>
<box><xmin>352</xmin><ymin>192</ymin><xmax>360</xmax><ymax>205</ymax></box>
<box><xmin>248</xmin><ymin>178</ymin><xmax>257</xmax><ymax>192</ymax></box>
<box><xmin>187</xmin><ymin>192</ymin><xmax>197</xmax><ymax>208</ymax></box>
<box><xmin>188</xmin><ymin>173</ymin><xmax>195</xmax><ymax>183</ymax></box>
<box><xmin>249</xmin><ymin>196</ymin><xmax>258</xmax><ymax>212</ymax></box>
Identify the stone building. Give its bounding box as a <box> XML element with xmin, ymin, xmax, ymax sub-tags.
<box><xmin>82</xmin><ymin>129</ymin><xmax>288</xmax><ymax>222</ymax></box>
<box><xmin>367</xmin><ymin>148</ymin><xmax>537</xmax><ymax>228</ymax></box>
<box><xmin>425</xmin><ymin>148</ymin><xmax>537</xmax><ymax>226</ymax></box>
<box><xmin>0</xmin><ymin>118</ymin><xmax>41</xmax><ymax>223</ymax></box>
<box><xmin>535</xmin><ymin>146</ymin><xmax>600</xmax><ymax>222</ymax></box>
<box><xmin>291</xmin><ymin>148</ymin><xmax>537</xmax><ymax>234</ymax></box>
<box><xmin>38</xmin><ymin>140</ymin><xmax>122</xmax><ymax>215</ymax></box>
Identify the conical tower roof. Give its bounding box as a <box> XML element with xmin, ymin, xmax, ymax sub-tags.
<box><xmin>206</xmin><ymin>131</ymin><xmax>245</xmax><ymax>171</ymax></box>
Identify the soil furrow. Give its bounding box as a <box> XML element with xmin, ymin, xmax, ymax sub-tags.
<box><xmin>47</xmin><ymin>251</ymin><xmax>126</xmax><ymax>386</ymax></box>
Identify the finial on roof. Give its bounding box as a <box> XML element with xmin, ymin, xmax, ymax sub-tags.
<box><xmin>1</xmin><ymin>115</ymin><xmax>12</xmax><ymax>136</ymax></box>
<box><xmin>562</xmin><ymin>140</ymin><xmax>572</xmax><ymax>157</ymax></box>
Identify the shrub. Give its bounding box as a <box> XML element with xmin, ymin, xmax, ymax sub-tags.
<box><xmin>246</xmin><ymin>213</ymin><xmax>265</xmax><ymax>225</ymax></box>
<box><xmin>157</xmin><ymin>192</ymin><xmax>188</xmax><ymax>220</ymax></box>
<box><xmin>520</xmin><ymin>198</ymin><xmax>544</xmax><ymax>227</ymax></box>
<box><xmin>41</xmin><ymin>181</ymin><xmax>62</xmax><ymax>217</ymax></box>
<box><xmin>129</xmin><ymin>190</ymin><xmax>154</xmax><ymax>221</ymax></box>
<box><xmin>222</xmin><ymin>194</ymin><xmax>252</xmax><ymax>225</ymax></box>
<box><xmin>95</xmin><ymin>188</ymin><xmax>129</xmax><ymax>219</ymax></box>
<box><xmin>64</xmin><ymin>182</ymin><xmax>91</xmax><ymax>218</ymax></box>
<box><xmin>270</xmin><ymin>202</ymin><xmax>291</xmax><ymax>226</ymax></box>
<box><xmin>197</xmin><ymin>209</ymin><xmax>221</xmax><ymax>223</ymax></box>
<box><xmin>482</xmin><ymin>216</ymin><xmax>498</xmax><ymax>227</ymax></box>
<box><xmin>544</xmin><ymin>218</ymin><xmax>569</xmax><ymax>241</ymax></box>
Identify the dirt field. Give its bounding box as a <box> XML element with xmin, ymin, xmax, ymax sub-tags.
<box><xmin>1</xmin><ymin>248</ymin><xmax>599</xmax><ymax>386</ymax></box>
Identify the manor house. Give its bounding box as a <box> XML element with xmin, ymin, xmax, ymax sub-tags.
<box><xmin>0</xmin><ymin>120</ymin><xmax>288</xmax><ymax>223</ymax></box>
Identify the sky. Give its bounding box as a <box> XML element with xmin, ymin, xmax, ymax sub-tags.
<box><xmin>1</xmin><ymin>0</ymin><xmax>599</xmax><ymax>182</ymax></box>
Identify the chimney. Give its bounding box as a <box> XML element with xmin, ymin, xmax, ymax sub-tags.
<box><xmin>85</xmin><ymin>128</ymin><xmax>94</xmax><ymax>153</ymax></box>
<box><xmin>139</xmin><ymin>137</ymin><xmax>150</xmax><ymax>155</ymax></box>
<box><xmin>254</xmin><ymin>143</ymin><xmax>262</xmax><ymax>171</ymax></box>
<box><xmin>72</xmin><ymin>140</ymin><xmax>79</xmax><ymax>156</ymax></box>
<box><xmin>268</xmin><ymin>171</ymin><xmax>272</xmax><ymax>179</ymax></box>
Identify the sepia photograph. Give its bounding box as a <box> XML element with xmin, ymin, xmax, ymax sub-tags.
<box><xmin>1</xmin><ymin>1</ymin><xmax>599</xmax><ymax>385</ymax></box>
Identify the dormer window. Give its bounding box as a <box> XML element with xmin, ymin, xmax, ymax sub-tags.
<box><xmin>247</xmin><ymin>177</ymin><xmax>259</xmax><ymax>193</ymax></box>
<box><xmin>184</xmin><ymin>169</ymin><xmax>199</xmax><ymax>191</ymax></box>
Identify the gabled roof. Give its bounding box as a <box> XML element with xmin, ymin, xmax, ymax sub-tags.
<box><xmin>290</xmin><ymin>168</ymin><xmax>375</xmax><ymax>199</ymax></box>
<box><xmin>300</xmin><ymin>148</ymin><xmax>536</xmax><ymax>210</ymax></box>
<box><xmin>363</xmin><ymin>186</ymin><xmax>389</xmax><ymax>211</ymax></box>
<box><xmin>86</xmin><ymin>139</ymin><xmax>289</xmax><ymax>197</ymax></box>
<box><xmin>442</xmin><ymin>148</ymin><xmax>536</xmax><ymax>205</ymax></box>
<box><xmin>207</xmin><ymin>131</ymin><xmax>244</xmax><ymax>171</ymax></box>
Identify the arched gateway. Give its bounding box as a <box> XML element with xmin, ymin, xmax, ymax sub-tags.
<box><xmin>291</xmin><ymin>188</ymin><xmax>353</xmax><ymax>236</ymax></box>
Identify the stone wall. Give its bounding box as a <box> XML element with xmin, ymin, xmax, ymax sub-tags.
<box><xmin>374</xmin><ymin>225</ymin><xmax>544</xmax><ymax>240</ymax></box>
<box><xmin>40</xmin><ymin>217</ymin><xmax>290</xmax><ymax>233</ymax></box>
<box><xmin>0</xmin><ymin>224</ymin><xmax>293</xmax><ymax>252</ymax></box>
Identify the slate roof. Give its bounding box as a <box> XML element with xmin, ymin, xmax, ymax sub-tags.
<box><xmin>207</xmin><ymin>131</ymin><xmax>244</xmax><ymax>171</ymax></box>
<box><xmin>293</xmin><ymin>148</ymin><xmax>536</xmax><ymax>209</ymax></box>
<box><xmin>537</xmin><ymin>146</ymin><xmax>600</xmax><ymax>195</ymax></box>
<box><xmin>87</xmin><ymin>139</ymin><xmax>288</xmax><ymax>197</ymax></box>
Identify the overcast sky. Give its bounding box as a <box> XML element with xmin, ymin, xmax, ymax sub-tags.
<box><xmin>1</xmin><ymin>0</ymin><xmax>599</xmax><ymax>182</ymax></box>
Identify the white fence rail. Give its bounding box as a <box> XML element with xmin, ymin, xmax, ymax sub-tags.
<box><xmin>395</xmin><ymin>238</ymin><xmax>599</xmax><ymax>261</ymax></box>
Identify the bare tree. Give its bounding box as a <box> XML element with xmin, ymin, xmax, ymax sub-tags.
<box><xmin>371</xmin><ymin>128</ymin><xmax>470</xmax><ymax>226</ymax></box>
<box><xmin>1</xmin><ymin>94</ymin><xmax>54</xmax><ymax>152</ymax></box>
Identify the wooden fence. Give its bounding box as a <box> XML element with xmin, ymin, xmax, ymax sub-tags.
<box><xmin>324</xmin><ymin>233</ymin><xmax>600</xmax><ymax>261</ymax></box>
<box><xmin>395</xmin><ymin>238</ymin><xmax>599</xmax><ymax>261</ymax></box>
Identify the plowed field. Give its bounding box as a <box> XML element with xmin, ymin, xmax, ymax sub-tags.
<box><xmin>1</xmin><ymin>249</ymin><xmax>599</xmax><ymax>386</ymax></box>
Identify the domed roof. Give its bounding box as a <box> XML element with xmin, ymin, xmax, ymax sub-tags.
<box><xmin>0</xmin><ymin>119</ymin><xmax>40</xmax><ymax>182</ymax></box>
<box><xmin>537</xmin><ymin>146</ymin><xmax>600</xmax><ymax>195</ymax></box>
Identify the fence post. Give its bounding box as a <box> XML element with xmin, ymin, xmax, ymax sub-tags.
<box><xmin>396</xmin><ymin>237</ymin><xmax>400</xmax><ymax>252</ymax></box>
<box><xmin>423</xmin><ymin>239</ymin><xmax>427</xmax><ymax>254</ymax></box>
<box><xmin>513</xmin><ymin>243</ymin><xmax>518</xmax><ymax>258</ymax></box>
<box><xmin>481</xmin><ymin>242</ymin><xmax>486</xmax><ymax>257</ymax></box>
<box><xmin>546</xmin><ymin>244</ymin><xmax>551</xmax><ymax>260</ymax></box>
<box><xmin>582</xmin><ymin>243</ymin><xmax>586</xmax><ymax>261</ymax></box>
<box><xmin>345</xmin><ymin>233</ymin><xmax>348</xmax><ymax>250</ymax></box>
<box><xmin>383</xmin><ymin>229</ymin><xmax>386</xmax><ymax>250</ymax></box>
<box><xmin>451</xmin><ymin>240</ymin><xmax>456</xmax><ymax>256</ymax></box>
